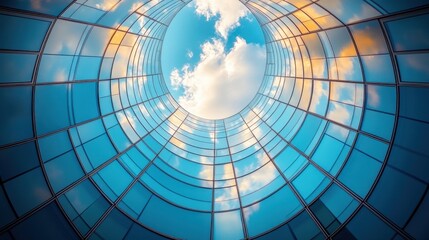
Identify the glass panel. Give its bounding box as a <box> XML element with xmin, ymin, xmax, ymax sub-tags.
<box><xmin>386</xmin><ymin>14</ymin><xmax>429</xmax><ymax>51</ymax></box>
<box><xmin>405</xmin><ymin>191</ymin><xmax>429</xmax><ymax>239</ymax></box>
<box><xmin>0</xmin><ymin>14</ymin><xmax>50</xmax><ymax>50</ymax></box>
<box><xmin>10</xmin><ymin>203</ymin><xmax>78</xmax><ymax>240</ymax></box>
<box><xmin>311</xmin><ymin>184</ymin><xmax>358</xmax><ymax>234</ymax></box>
<box><xmin>37</xmin><ymin>55</ymin><xmax>74</xmax><ymax>83</ymax></box>
<box><xmin>0</xmin><ymin>142</ymin><xmax>39</xmax><ymax>181</ymax></box>
<box><xmin>339</xmin><ymin>147</ymin><xmax>381</xmax><ymax>198</ymax></box>
<box><xmin>4</xmin><ymin>168</ymin><xmax>51</xmax><ymax>216</ymax></box>
<box><xmin>74</xmin><ymin>57</ymin><xmax>102</xmax><ymax>80</ymax></box>
<box><xmin>289</xmin><ymin>210</ymin><xmax>323</xmax><ymax>239</ymax></box>
<box><xmin>214</xmin><ymin>210</ymin><xmax>244</xmax><ymax>240</ymax></box>
<box><xmin>35</xmin><ymin>84</ymin><xmax>71</xmax><ymax>135</ymax></box>
<box><xmin>0</xmin><ymin>53</ymin><xmax>37</xmax><ymax>83</ymax></box>
<box><xmin>335</xmin><ymin>207</ymin><xmax>395</xmax><ymax>239</ymax></box>
<box><xmin>81</xmin><ymin>27</ymin><xmax>115</xmax><ymax>56</ymax></box>
<box><xmin>0</xmin><ymin>187</ymin><xmax>15</xmax><ymax>228</ymax></box>
<box><xmin>72</xmin><ymin>82</ymin><xmax>100</xmax><ymax>123</ymax></box>
<box><xmin>0</xmin><ymin>86</ymin><xmax>33</xmax><ymax>145</ymax></box>
<box><xmin>93</xmin><ymin>161</ymin><xmax>133</xmax><ymax>201</ymax></box>
<box><xmin>244</xmin><ymin>185</ymin><xmax>302</xmax><ymax>237</ymax></box>
<box><xmin>400</xmin><ymin>86</ymin><xmax>429</xmax><ymax>121</ymax></box>
<box><xmin>58</xmin><ymin>180</ymin><xmax>109</xmax><ymax>235</ymax></box>
<box><xmin>44</xmin><ymin>19</ymin><xmax>87</xmax><ymax>54</ymax></box>
<box><xmin>0</xmin><ymin>0</ymin><xmax>72</xmax><ymax>16</ymax></box>
<box><xmin>350</xmin><ymin>20</ymin><xmax>388</xmax><ymax>55</ymax></box>
<box><xmin>369</xmin><ymin>167</ymin><xmax>426</xmax><ymax>227</ymax></box>
<box><xmin>361</xmin><ymin>55</ymin><xmax>395</xmax><ymax>83</ymax></box>
<box><xmin>292</xmin><ymin>164</ymin><xmax>330</xmax><ymax>203</ymax></box>
<box><xmin>318</xmin><ymin>0</ymin><xmax>379</xmax><ymax>24</ymax></box>
<box><xmin>139</xmin><ymin>196</ymin><xmax>211</xmax><ymax>240</ymax></box>
<box><xmin>119</xmin><ymin>182</ymin><xmax>152</xmax><ymax>218</ymax></box>
<box><xmin>93</xmin><ymin>209</ymin><xmax>133</xmax><ymax>240</ymax></box>
<box><xmin>397</xmin><ymin>53</ymin><xmax>429</xmax><ymax>83</ymax></box>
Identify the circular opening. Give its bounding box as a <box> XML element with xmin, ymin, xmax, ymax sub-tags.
<box><xmin>161</xmin><ymin>1</ymin><xmax>266</xmax><ymax>119</ymax></box>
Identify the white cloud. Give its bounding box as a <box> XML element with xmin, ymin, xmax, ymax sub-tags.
<box><xmin>187</xmin><ymin>50</ymin><xmax>194</xmax><ymax>59</ymax></box>
<box><xmin>194</xmin><ymin>0</ymin><xmax>249</xmax><ymax>39</ymax></box>
<box><xmin>327</xmin><ymin>102</ymin><xmax>352</xmax><ymax>138</ymax></box>
<box><xmin>94</xmin><ymin>0</ymin><xmax>121</xmax><ymax>11</ymax></box>
<box><xmin>309</xmin><ymin>80</ymin><xmax>328</xmax><ymax>114</ymax></box>
<box><xmin>170</xmin><ymin>37</ymin><xmax>266</xmax><ymax>119</ymax></box>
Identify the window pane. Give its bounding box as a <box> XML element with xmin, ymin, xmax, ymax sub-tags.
<box><xmin>386</xmin><ymin>14</ymin><xmax>429</xmax><ymax>51</ymax></box>
<box><xmin>0</xmin><ymin>53</ymin><xmax>37</xmax><ymax>83</ymax></box>
<box><xmin>35</xmin><ymin>84</ymin><xmax>71</xmax><ymax>135</ymax></box>
<box><xmin>0</xmin><ymin>86</ymin><xmax>33</xmax><ymax>145</ymax></box>
<box><xmin>0</xmin><ymin>14</ymin><xmax>50</xmax><ymax>51</ymax></box>
<box><xmin>4</xmin><ymin>168</ymin><xmax>51</xmax><ymax>216</ymax></box>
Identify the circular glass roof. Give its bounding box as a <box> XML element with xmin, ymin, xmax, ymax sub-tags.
<box><xmin>1</xmin><ymin>0</ymin><xmax>429</xmax><ymax>240</ymax></box>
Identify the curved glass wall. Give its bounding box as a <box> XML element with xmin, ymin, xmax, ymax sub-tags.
<box><xmin>1</xmin><ymin>0</ymin><xmax>429</xmax><ymax>239</ymax></box>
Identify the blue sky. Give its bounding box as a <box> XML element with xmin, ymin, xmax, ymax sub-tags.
<box><xmin>161</xmin><ymin>1</ymin><xmax>266</xmax><ymax>119</ymax></box>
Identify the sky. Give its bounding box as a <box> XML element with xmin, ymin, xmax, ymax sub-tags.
<box><xmin>161</xmin><ymin>0</ymin><xmax>266</xmax><ymax>119</ymax></box>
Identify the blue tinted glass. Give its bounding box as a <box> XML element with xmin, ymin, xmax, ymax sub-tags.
<box><xmin>395</xmin><ymin>118</ymin><xmax>429</xmax><ymax>157</ymax></box>
<box><xmin>0</xmin><ymin>0</ymin><xmax>73</xmax><ymax>16</ymax></box>
<box><xmin>35</xmin><ymin>84</ymin><xmax>71</xmax><ymax>135</ymax></box>
<box><xmin>37</xmin><ymin>55</ymin><xmax>73</xmax><ymax>83</ymax></box>
<box><xmin>59</xmin><ymin>180</ymin><xmax>109</xmax><ymax>235</ymax></box>
<box><xmin>366</xmin><ymin>85</ymin><xmax>396</xmax><ymax>114</ymax></box>
<box><xmin>1</xmin><ymin>0</ymin><xmax>429</xmax><ymax>238</ymax></box>
<box><xmin>65</xmin><ymin>4</ymin><xmax>105</xmax><ymax>24</ymax></box>
<box><xmin>119</xmin><ymin>182</ymin><xmax>152</xmax><ymax>218</ymax></box>
<box><xmin>386</xmin><ymin>14</ymin><xmax>429</xmax><ymax>51</ymax></box>
<box><xmin>361</xmin><ymin>55</ymin><xmax>395</xmax><ymax>83</ymax></box>
<box><xmin>0</xmin><ymin>86</ymin><xmax>33</xmax><ymax>145</ymax></box>
<box><xmin>405</xmin><ymin>191</ymin><xmax>429</xmax><ymax>238</ymax></box>
<box><xmin>361</xmin><ymin>110</ymin><xmax>394</xmax><ymax>140</ymax></box>
<box><xmin>44</xmin><ymin>19</ymin><xmax>87</xmax><ymax>54</ymax></box>
<box><xmin>214</xmin><ymin>210</ymin><xmax>244</xmax><ymax>240</ymax></box>
<box><xmin>4</xmin><ymin>168</ymin><xmax>51</xmax><ymax>216</ymax></box>
<box><xmin>289</xmin><ymin>210</ymin><xmax>322</xmax><ymax>239</ymax></box>
<box><xmin>291</xmin><ymin>114</ymin><xmax>323</xmax><ymax>152</ymax></box>
<box><xmin>350</xmin><ymin>20</ymin><xmax>387</xmax><ymax>55</ymax></box>
<box><xmin>84</xmin><ymin>134</ymin><xmax>117</xmax><ymax>169</ymax></box>
<box><xmin>72</xmin><ymin>82</ymin><xmax>100</xmax><ymax>123</ymax></box>
<box><xmin>372</xmin><ymin>0</ymin><xmax>429</xmax><ymax>12</ymax></box>
<box><xmin>75</xmin><ymin>57</ymin><xmax>102</xmax><ymax>80</ymax></box>
<box><xmin>38</xmin><ymin>131</ymin><xmax>72</xmax><ymax>161</ymax></box>
<box><xmin>45</xmin><ymin>151</ymin><xmax>84</xmax><ymax>192</ymax></box>
<box><xmin>10</xmin><ymin>203</ymin><xmax>78</xmax><ymax>240</ymax></box>
<box><xmin>0</xmin><ymin>188</ymin><xmax>15</xmax><ymax>228</ymax></box>
<box><xmin>336</xmin><ymin>206</ymin><xmax>395</xmax><ymax>239</ymax></box>
<box><xmin>254</xmin><ymin>222</ymin><xmax>295</xmax><ymax>240</ymax></box>
<box><xmin>93</xmin><ymin>209</ymin><xmax>133</xmax><ymax>240</ymax></box>
<box><xmin>312</xmin><ymin>184</ymin><xmax>358</xmax><ymax>233</ymax></box>
<box><xmin>0</xmin><ymin>141</ymin><xmax>39</xmax><ymax>181</ymax></box>
<box><xmin>339</xmin><ymin>149</ymin><xmax>381</xmax><ymax>198</ymax></box>
<box><xmin>0</xmin><ymin>14</ymin><xmax>50</xmax><ymax>50</ymax></box>
<box><xmin>124</xmin><ymin>223</ymin><xmax>168</xmax><ymax>240</ymax></box>
<box><xmin>0</xmin><ymin>53</ymin><xmax>37</xmax><ymax>83</ymax></box>
<box><xmin>397</xmin><ymin>53</ymin><xmax>429</xmax><ymax>83</ymax></box>
<box><xmin>312</xmin><ymin>134</ymin><xmax>349</xmax><ymax>175</ymax></box>
<box><xmin>94</xmin><ymin>161</ymin><xmax>133</xmax><ymax>200</ymax></box>
<box><xmin>139</xmin><ymin>196</ymin><xmax>211</xmax><ymax>240</ymax></box>
<box><xmin>244</xmin><ymin>185</ymin><xmax>302</xmax><ymax>237</ymax></box>
<box><xmin>400</xmin><ymin>87</ymin><xmax>429</xmax><ymax>121</ymax></box>
<box><xmin>369</xmin><ymin>167</ymin><xmax>426</xmax><ymax>227</ymax></box>
<box><xmin>292</xmin><ymin>164</ymin><xmax>330</xmax><ymax>203</ymax></box>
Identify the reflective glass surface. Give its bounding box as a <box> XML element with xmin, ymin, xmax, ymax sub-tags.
<box><xmin>1</xmin><ymin>1</ymin><xmax>429</xmax><ymax>239</ymax></box>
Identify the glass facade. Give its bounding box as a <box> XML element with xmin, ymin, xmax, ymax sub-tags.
<box><xmin>1</xmin><ymin>0</ymin><xmax>429</xmax><ymax>239</ymax></box>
